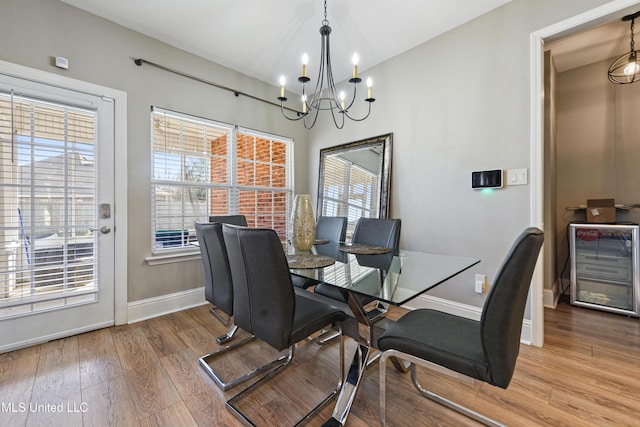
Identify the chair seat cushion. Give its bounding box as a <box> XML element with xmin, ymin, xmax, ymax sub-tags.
<box><xmin>291</xmin><ymin>295</ymin><xmax>346</xmax><ymax>345</ymax></box>
<box><xmin>377</xmin><ymin>309</ymin><xmax>490</xmax><ymax>383</ymax></box>
<box><xmin>291</xmin><ymin>275</ymin><xmax>317</xmax><ymax>289</ymax></box>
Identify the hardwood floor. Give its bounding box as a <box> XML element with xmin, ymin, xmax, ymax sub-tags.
<box><xmin>1</xmin><ymin>301</ymin><xmax>639</xmax><ymax>426</ymax></box>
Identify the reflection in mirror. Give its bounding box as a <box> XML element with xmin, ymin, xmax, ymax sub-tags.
<box><xmin>317</xmin><ymin>133</ymin><xmax>392</xmax><ymax>238</ymax></box>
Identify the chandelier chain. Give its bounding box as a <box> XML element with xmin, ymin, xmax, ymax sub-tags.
<box><xmin>631</xmin><ymin>18</ymin><xmax>635</xmax><ymax>52</ymax></box>
<box><xmin>322</xmin><ymin>0</ymin><xmax>329</xmax><ymax>27</ymax></box>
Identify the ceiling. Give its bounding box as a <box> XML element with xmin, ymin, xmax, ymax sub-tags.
<box><xmin>547</xmin><ymin>16</ymin><xmax>634</xmax><ymax>73</ymax></box>
<box><xmin>60</xmin><ymin>0</ymin><xmax>639</xmax><ymax>87</ymax></box>
<box><xmin>61</xmin><ymin>0</ymin><xmax>515</xmax><ymax>87</ymax></box>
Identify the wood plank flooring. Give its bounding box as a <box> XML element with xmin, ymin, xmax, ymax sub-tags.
<box><xmin>1</xmin><ymin>301</ymin><xmax>639</xmax><ymax>426</ymax></box>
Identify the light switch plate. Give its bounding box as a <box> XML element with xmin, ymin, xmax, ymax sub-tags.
<box><xmin>507</xmin><ymin>168</ymin><xmax>527</xmax><ymax>186</ymax></box>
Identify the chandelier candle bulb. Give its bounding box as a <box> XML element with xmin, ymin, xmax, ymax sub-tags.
<box><xmin>366</xmin><ymin>78</ymin><xmax>373</xmax><ymax>99</ymax></box>
<box><xmin>302</xmin><ymin>53</ymin><xmax>309</xmax><ymax>78</ymax></box>
<box><xmin>279</xmin><ymin>75</ymin><xmax>286</xmax><ymax>98</ymax></box>
<box><xmin>340</xmin><ymin>91</ymin><xmax>346</xmax><ymax>110</ymax></box>
<box><xmin>352</xmin><ymin>53</ymin><xmax>359</xmax><ymax>79</ymax></box>
<box><xmin>302</xmin><ymin>94</ymin><xmax>307</xmax><ymax>113</ymax></box>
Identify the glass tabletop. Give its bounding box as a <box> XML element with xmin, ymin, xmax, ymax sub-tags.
<box><xmin>289</xmin><ymin>242</ymin><xmax>480</xmax><ymax>306</ymax></box>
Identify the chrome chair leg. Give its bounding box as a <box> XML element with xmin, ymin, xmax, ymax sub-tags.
<box><xmin>366</xmin><ymin>301</ymin><xmax>389</xmax><ymax>323</ymax></box>
<box><xmin>380</xmin><ymin>349</ymin><xmax>506</xmax><ymax>427</ymax></box>
<box><xmin>317</xmin><ymin>301</ymin><xmax>388</xmax><ymax>346</ymax></box>
<box><xmin>316</xmin><ymin>327</ymin><xmax>341</xmax><ymax>344</ymax></box>
<box><xmin>199</xmin><ymin>334</ymin><xmax>260</xmax><ymax>391</ymax></box>
<box><xmin>216</xmin><ymin>323</ymin><xmax>239</xmax><ymax>344</ymax></box>
<box><xmin>227</xmin><ymin>326</ymin><xmax>345</xmax><ymax>426</ymax></box>
<box><xmin>209</xmin><ymin>305</ymin><xmax>231</xmax><ymax>327</ymax></box>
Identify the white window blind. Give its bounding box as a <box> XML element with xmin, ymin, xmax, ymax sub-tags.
<box><xmin>0</xmin><ymin>91</ymin><xmax>98</xmax><ymax>317</ymax></box>
<box><xmin>320</xmin><ymin>156</ymin><xmax>380</xmax><ymax>237</ymax></box>
<box><xmin>150</xmin><ymin>108</ymin><xmax>293</xmax><ymax>252</ymax></box>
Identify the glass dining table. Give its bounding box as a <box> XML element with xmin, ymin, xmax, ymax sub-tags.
<box><xmin>288</xmin><ymin>241</ymin><xmax>480</xmax><ymax>427</ymax></box>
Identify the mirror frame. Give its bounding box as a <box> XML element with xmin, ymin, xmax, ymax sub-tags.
<box><xmin>317</xmin><ymin>133</ymin><xmax>393</xmax><ymax>219</ymax></box>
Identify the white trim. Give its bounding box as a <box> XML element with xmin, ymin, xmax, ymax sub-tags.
<box><xmin>529</xmin><ymin>0</ymin><xmax>640</xmax><ymax>348</ymax></box>
<box><xmin>127</xmin><ymin>287</ymin><xmax>207</xmax><ymax>324</ymax></box>
<box><xmin>145</xmin><ymin>249</ymin><xmax>201</xmax><ymax>266</ymax></box>
<box><xmin>400</xmin><ymin>293</ymin><xmax>481</xmax><ymax>320</ymax></box>
<box><xmin>0</xmin><ymin>320</ymin><xmax>114</xmax><ymax>354</ymax></box>
<box><xmin>400</xmin><ymin>294</ymin><xmax>532</xmax><ymax>344</ymax></box>
<box><xmin>0</xmin><ymin>59</ymin><xmax>129</xmax><ymax>326</ymax></box>
<box><xmin>543</xmin><ymin>280</ymin><xmax>560</xmax><ymax>308</ymax></box>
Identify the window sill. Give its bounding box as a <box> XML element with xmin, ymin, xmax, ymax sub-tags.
<box><xmin>145</xmin><ymin>249</ymin><xmax>201</xmax><ymax>266</ymax></box>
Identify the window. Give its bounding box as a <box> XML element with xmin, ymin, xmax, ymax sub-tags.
<box><xmin>150</xmin><ymin>107</ymin><xmax>293</xmax><ymax>252</ymax></box>
<box><xmin>320</xmin><ymin>155</ymin><xmax>379</xmax><ymax>236</ymax></box>
<box><xmin>0</xmin><ymin>90</ymin><xmax>99</xmax><ymax>314</ymax></box>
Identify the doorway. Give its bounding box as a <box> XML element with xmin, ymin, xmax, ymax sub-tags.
<box><xmin>531</xmin><ymin>0</ymin><xmax>640</xmax><ymax>346</ymax></box>
<box><xmin>0</xmin><ymin>61</ymin><xmax>127</xmax><ymax>352</ymax></box>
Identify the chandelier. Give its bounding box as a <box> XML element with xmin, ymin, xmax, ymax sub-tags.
<box><xmin>277</xmin><ymin>0</ymin><xmax>375</xmax><ymax>129</ymax></box>
<box><xmin>608</xmin><ymin>11</ymin><xmax>640</xmax><ymax>84</ymax></box>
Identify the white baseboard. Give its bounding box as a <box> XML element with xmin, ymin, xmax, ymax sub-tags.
<box><xmin>401</xmin><ymin>293</ymin><xmax>482</xmax><ymax>320</ymax></box>
<box><xmin>544</xmin><ymin>280</ymin><xmax>562</xmax><ymax>309</ymax></box>
<box><xmin>401</xmin><ymin>293</ymin><xmax>532</xmax><ymax>344</ymax></box>
<box><xmin>0</xmin><ymin>321</ymin><xmax>114</xmax><ymax>354</ymax></box>
<box><xmin>128</xmin><ymin>287</ymin><xmax>208</xmax><ymax>324</ymax></box>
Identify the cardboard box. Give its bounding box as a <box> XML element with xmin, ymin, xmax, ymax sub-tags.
<box><xmin>586</xmin><ymin>199</ymin><xmax>616</xmax><ymax>223</ymax></box>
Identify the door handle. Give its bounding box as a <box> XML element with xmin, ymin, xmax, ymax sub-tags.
<box><xmin>89</xmin><ymin>226</ymin><xmax>111</xmax><ymax>234</ymax></box>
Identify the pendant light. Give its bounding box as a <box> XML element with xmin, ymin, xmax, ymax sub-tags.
<box><xmin>608</xmin><ymin>11</ymin><xmax>640</xmax><ymax>84</ymax></box>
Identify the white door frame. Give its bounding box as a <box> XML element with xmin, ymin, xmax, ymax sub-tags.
<box><xmin>0</xmin><ymin>59</ymin><xmax>128</xmax><ymax>326</ymax></box>
<box><xmin>530</xmin><ymin>0</ymin><xmax>640</xmax><ymax>346</ymax></box>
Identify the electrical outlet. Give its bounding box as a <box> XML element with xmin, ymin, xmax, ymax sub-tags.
<box><xmin>475</xmin><ymin>274</ymin><xmax>485</xmax><ymax>294</ymax></box>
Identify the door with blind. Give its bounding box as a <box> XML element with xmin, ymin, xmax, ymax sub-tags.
<box><xmin>0</xmin><ymin>75</ymin><xmax>115</xmax><ymax>351</ymax></box>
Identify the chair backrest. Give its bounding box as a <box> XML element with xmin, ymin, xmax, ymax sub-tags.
<box><xmin>480</xmin><ymin>227</ymin><xmax>544</xmax><ymax>388</ymax></box>
<box><xmin>316</xmin><ymin>216</ymin><xmax>347</xmax><ymax>242</ymax></box>
<box><xmin>209</xmin><ymin>214</ymin><xmax>248</xmax><ymax>226</ymax></box>
<box><xmin>223</xmin><ymin>224</ymin><xmax>296</xmax><ymax>351</ymax></box>
<box><xmin>194</xmin><ymin>223</ymin><xmax>234</xmax><ymax>315</ymax></box>
<box><xmin>352</xmin><ymin>217</ymin><xmax>401</xmax><ymax>253</ymax></box>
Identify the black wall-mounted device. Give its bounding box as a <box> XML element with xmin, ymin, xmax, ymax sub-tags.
<box><xmin>471</xmin><ymin>169</ymin><xmax>503</xmax><ymax>189</ymax></box>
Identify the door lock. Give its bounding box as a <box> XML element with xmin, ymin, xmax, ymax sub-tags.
<box><xmin>89</xmin><ymin>226</ymin><xmax>111</xmax><ymax>234</ymax></box>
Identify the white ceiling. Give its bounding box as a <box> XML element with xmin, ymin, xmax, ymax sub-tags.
<box><xmin>547</xmin><ymin>17</ymin><xmax>633</xmax><ymax>73</ymax></box>
<box><xmin>60</xmin><ymin>0</ymin><xmax>639</xmax><ymax>86</ymax></box>
<box><xmin>61</xmin><ymin>0</ymin><xmax>515</xmax><ymax>87</ymax></box>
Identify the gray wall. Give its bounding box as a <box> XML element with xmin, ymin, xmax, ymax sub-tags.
<box><xmin>556</xmin><ymin>56</ymin><xmax>640</xmax><ymax>284</ymax></box>
<box><xmin>0</xmin><ymin>0</ymin><xmax>310</xmax><ymax>302</ymax></box>
<box><xmin>0</xmin><ymin>0</ymin><xmax>616</xmax><ymax>313</ymax></box>
<box><xmin>308</xmin><ymin>0</ymin><xmax>611</xmax><ymax>309</ymax></box>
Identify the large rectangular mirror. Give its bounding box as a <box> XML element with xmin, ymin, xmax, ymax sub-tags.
<box><xmin>317</xmin><ymin>133</ymin><xmax>393</xmax><ymax>236</ymax></box>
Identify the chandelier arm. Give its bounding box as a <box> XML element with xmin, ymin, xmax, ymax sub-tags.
<box><xmin>342</xmin><ymin>82</ymin><xmax>359</xmax><ymax>111</ymax></box>
<box><xmin>342</xmin><ymin>101</ymin><xmax>373</xmax><ymax>122</ymax></box>
<box><xmin>329</xmin><ymin>106</ymin><xmax>345</xmax><ymax>129</ymax></box>
<box><xmin>279</xmin><ymin>102</ymin><xmax>308</xmax><ymax>121</ymax></box>
<box><xmin>308</xmin><ymin>27</ymin><xmax>329</xmax><ymax>109</ymax></box>
<box><xmin>324</xmin><ymin>35</ymin><xmax>342</xmax><ymax>111</ymax></box>
<box><xmin>303</xmin><ymin>106</ymin><xmax>321</xmax><ymax>130</ymax></box>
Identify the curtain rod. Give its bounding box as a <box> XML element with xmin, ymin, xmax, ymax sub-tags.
<box><xmin>133</xmin><ymin>58</ymin><xmax>301</xmax><ymax>114</ymax></box>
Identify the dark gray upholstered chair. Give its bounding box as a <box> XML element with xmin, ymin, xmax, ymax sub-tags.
<box><xmin>200</xmin><ymin>214</ymin><xmax>247</xmax><ymax>333</ymax></box>
<box><xmin>316</xmin><ymin>215</ymin><xmax>348</xmax><ymax>242</ymax></box>
<box><xmin>378</xmin><ymin>227</ymin><xmax>544</xmax><ymax>427</ymax></box>
<box><xmin>195</xmin><ymin>221</ymin><xmax>258</xmax><ymax>391</ymax></box>
<box><xmin>222</xmin><ymin>224</ymin><xmax>347</xmax><ymax>425</ymax></box>
<box><xmin>292</xmin><ymin>216</ymin><xmax>347</xmax><ymax>290</ymax></box>
<box><xmin>208</xmin><ymin>214</ymin><xmax>248</xmax><ymax>227</ymax></box>
<box><xmin>314</xmin><ymin>217</ymin><xmax>401</xmax><ymax>308</ymax></box>
<box><xmin>195</xmin><ymin>222</ymin><xmax>234</xmax><ymax>337</ymax></box>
